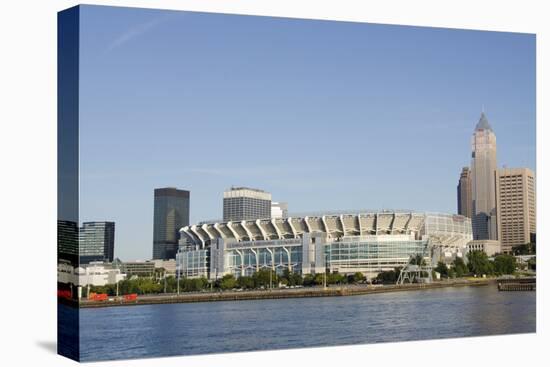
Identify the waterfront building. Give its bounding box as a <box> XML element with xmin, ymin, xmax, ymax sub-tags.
<box><xmin>79</xmin><ymin>221</ymin><xmax>115</xmax><ymax>264</ymax></box>
<box><xmin>457</xmin><ymin>167</ymin><xmax>472</xmax><ymax>218</ymax></box>
<box><xmin>467</xmin><ymin>240</ymin><xmax>502</xmax><ymax>257</ymax></box>
<box><xmin>223</xmin><ymin>187</ymin><xmax>271</xmax><ymax>222</ymax></box>
<box><xmin>75</xmin><ymin>262</ymin><xmax>126</xmax><ymax>287</ymax></box>
<box><xmin>470</xmin><ymin>112</ymin><xmax>498</xmax><ymax>240</ymax></box>
<box><xmin>152</xmin><ymin>259</ymin><xmax>177</xmax><ymax>276</ymax></box>
<box><xmin>271</xmin><ymin>202</ymin><xmax>288</xmax><ymax>219</ymax></box>
<box><xmin>115</xmin><ymin>260</ymin><xmax>156</xmax><ymax>278</ymax></box>
<box><xmin>496</xmin><ymin>167</ymin><xmax>536</xmax><ymax>253</ymax></box>
<box><xmin>58</xmin><ymin>261</ymin><xmax>126</xmax><ymax>287</ymax></box>
<box><xmin>153</xmin><ymin>187</ymin><xmax>190</xmax><ymax>260</ymax></box>
<box><xmin>176</xmin><ymin>211</ymin><xmax>472</xmax><ymax>280</ymax></box>
<box><xmin>57</xmin><ymin>259</ymin><xmax>76</xmax><ymax>284</ymax></box>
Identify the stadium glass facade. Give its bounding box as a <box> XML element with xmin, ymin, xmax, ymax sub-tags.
<box><xmin>176</xmin><ymin>212</ymin><xmax>472</xmax><ymax>280</ymax></box>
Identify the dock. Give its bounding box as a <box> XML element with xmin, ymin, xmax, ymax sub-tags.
<box><xmin>497</xmin><ymin>277</ymin><xmax>536</xmax><ymax>291</ymax></box>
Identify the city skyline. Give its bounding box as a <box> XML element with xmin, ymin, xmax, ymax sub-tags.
<box><xmin>76</xmin><ymin>6</ymin><xmax>535</xmax><ymax>260</ymax></box>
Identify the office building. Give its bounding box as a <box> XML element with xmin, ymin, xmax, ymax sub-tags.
<box><xmin>58</xmin><ymin>220</ymin><xmax>79</xmax><ymax>265</ymax></box>
<box><xmin>470</xmin><ymin>112</ymin><xmax>498</xmax><ymax>240</ymax></box>
<box><xmin>79</xmin><ymin>221</ymin><xmax>115</xmax><ymax>264</ymax></box>
<box><xmin>271</xmin><ymin>202</ymin><xmax>288</xmax><ymax>219</ymax></box>
<box><xmin>177</xmin><ymin>211</ymin><xmax>472</xmax><ymax>280</ymax></box>
<box><xmin>457</xmin><ymin>167</ymin><xmax>472</xmax><ymax>218</ymax></box>
<box><xmin>496</xmin><ymin>168</ymin><xmax>536</xmax><ymax>253</ymax></box>
<box><xmin>153</xmin><ymin>187</ymin><xmax>190</xmax><ymax>260</ymax></box>
<box><xmin>152</xmin><ymin>259</ymin><xmax>177</xmax><ymax>276</ymax></box>
<box><xmin>223</xmin><ymin>187</ymin><xmax>271</xmax><ymax>222</ymax></box>
<box><xmin>114</xmin><ymin>259</ymin><xmax>156</xmax><ymax>278</ymax></box>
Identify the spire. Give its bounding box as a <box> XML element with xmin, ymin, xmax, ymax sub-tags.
<box><xmin>475</xmin><ymin>111</ymin><xmax>493</xmax><ymax>131</ymax></box>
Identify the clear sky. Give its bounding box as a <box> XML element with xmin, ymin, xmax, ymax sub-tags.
<box><xmin>77</xmin><ymin>5</ymin><xmax>536</xmax><ymax>261</ymax></box>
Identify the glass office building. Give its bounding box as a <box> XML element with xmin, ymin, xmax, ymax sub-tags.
<box><xmin>153</xmin><ymin>187</ymin><xmax>190</xmax><ymax>260</ymax></box>
<box><xmin>79</xmin><ymin>221</ymin><xmax>115</xmax><ymax>264</ymax></box>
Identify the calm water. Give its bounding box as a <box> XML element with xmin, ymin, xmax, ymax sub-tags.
<box><xmin>66</xmin><ymin>286</ymin><xmax>535</xmax><ymax>362</ymax></box>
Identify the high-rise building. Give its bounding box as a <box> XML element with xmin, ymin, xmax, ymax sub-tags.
<box><xmin>457</xmin><ymin>167</ymin><xmax>472</xmax><ymax>218</ymax></box>
<box><xmin>496</xmin><ymin>168</ymin><xmax>536</xmax><ymax>253</ymax></box>
<box><xmin>223</xmin><ymin>187</ymin><xmax>271</xmax><ymax>222</ymax></box>
<box><xmin>153</xmin><ymin>187</ymin><xmax>190</xmax><ymax>260</ymax></box>
<box><xmin>79</xmin><ymin>221</ymin><xmax>115</xmax><ymax>264</ymax></box>
<box><xmin>271</xmin><ymin>202</ymin><xmax>288</xmax><ymax>219</ymax></box>
<box><xmin>470</xmin><ymin>112</ymin><xmax>498</xmax><ymax>240</ymax></box>
<box><xmin>58</xmin><ymin>220</ymin><xmax>79</xmax><ymax>265</ymax></box>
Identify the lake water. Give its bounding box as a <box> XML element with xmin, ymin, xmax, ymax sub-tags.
<box><xmin>63</xmin><ymin>286</ymin><xmax>536</xmax><ymax>362</ymax></box>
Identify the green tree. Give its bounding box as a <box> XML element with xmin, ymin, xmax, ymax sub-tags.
<box><xmin>452</xmin><ymin>257</ymin><xmax>468</xmax><ymax>277</ymax></box>
<box><xmin>281</xmin><ymin>269</ymin><xmax>302</xmax><ymax>286</ymax></box>
<box><xmin>219</xmin><ymin>274</ymin><xmax>237</xmax><ymax>290</ymax></box>
<box><xmin>435</xmin><ymin>262</ymin><xmax>448</xmax><ymax>278</ymax></box>
<box><xmin>314</xmin><ymin>273</ymin><xmax>325</xmax><ymax>286</ymax></box>
<box><xmin>348</xmin><ymin>272</ymin><xmax>366</xmax><ymax>284</ymax></box>
<box><xmin>512</xmin><ymin>243</ymin><xmax>536</xmax><ymax>255</ymax></box>
<box><xmin>237</xmin><ymin>276</ymin><xmax>254</xmax><ymax>289</ymax></box>
<box><xmin>327</xmin><ymin>272</ymin><xmax>347</xmax><ymax>285</ymax></box>
<box><xmin>303</xmin><ymin>274</ymin><xmax>315</xmax><ymax>286</ymax></box>
<box><xmin>467</xmin><ymin>250</ymin><xmax>493</xmax><ymax>276</ymax></box>
<box><xmin>493</xmin><ymin>254</ymin><xmax>517</xmax><ymax>275</ymax></box>
<box><xmin>376</xmin><ymin>269</ymin><xmax>399</xmax><ymax>283</ymax></box>
<box><xmin>252</xmin><ymin>269</ymin><xmax>277</xmax><ymax>288</ymax></box>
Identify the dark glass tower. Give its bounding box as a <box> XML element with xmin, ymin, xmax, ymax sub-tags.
<box><xmin>153</xmin><ymin>188</ymin><xmax>190</xmax><ymax>259</ymax></box>
<box><xmin>457</xmin><ymin>167</ymin><xmax>472</xmax><ymax>218</ymax></box>
<box><xmin>79</xmin><ymin>221</ymin><xmax>115</xmax><ymax>264</ymax></box>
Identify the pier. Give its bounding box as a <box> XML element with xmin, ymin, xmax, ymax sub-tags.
<box><xmin>497</xmin><ymin>277</ymin><xmax>536</xmax><ymax>291</ymax></box>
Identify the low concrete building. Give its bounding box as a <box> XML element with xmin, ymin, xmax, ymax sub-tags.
<box><xmin>467</xmin><ymin>240</ymin><xmax>502</xmax><ymax>257</ymax></box>
<box><xmin>76</xmin><ymin>262</ymin><xmax>126</xmax><ymax>286</ymax></box>
<box><xmin>152</xmin><ymin>259</ymin><xmax>177</xmax><ymax>276</ymax></box>
<box><xmin>116</xmin><ymin>260</ymin><xmax>156</xmax><ymax>278</ymax></box>
<box><xmin>58</xmin><ymin>261</ymin><xmax>126</xmax><ymax>287</ymax></box>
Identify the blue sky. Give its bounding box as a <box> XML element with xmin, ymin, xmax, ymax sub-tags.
<box><xmin>77</xmin><ymin>5</ymin><xmax>536</xmax><ymax>260</ymax></box>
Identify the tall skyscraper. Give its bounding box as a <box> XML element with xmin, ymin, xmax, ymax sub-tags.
<box><xmin>496</xmin><ymin>168</ymin><xmax>536</xmax><ymax>253</ymax></box>
<box><xmin>223</xmin><ymin>187</ymin><xmax>271</xmax><ymax>222</ymax></box>
<box><xmin>457</xmin><ymin>167</ymin><xmax>472</xmax><ymax>218</ymax></box>
<box><xmin>79</xmin><ymin>221</ymin><xmax>115</xmax><ymax>264</ymax></box>
<box><xmin>271</xmin><ymin>202</ymin><xmax>288</xmax><ymax>219</ymax></box>
<box><xmin>470</xmin><ymin>112</ymin><xmax>498</xmax><ymax>240</ymax></box>
<box><xmin>153</xmin><ymin>187</ymin><xmax>190</xmax><ymax>260</ymax></box>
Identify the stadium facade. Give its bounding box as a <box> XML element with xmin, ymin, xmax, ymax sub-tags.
<box><xmin>176</xmin><ymin>211</ymin><xmax>472</xmax><ymax>280</ymax></box>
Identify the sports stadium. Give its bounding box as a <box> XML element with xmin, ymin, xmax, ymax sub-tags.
<box><xmin>176</xmin><ymin>211</ymin><xmax>472</xmax><ymax>280</ymax></box>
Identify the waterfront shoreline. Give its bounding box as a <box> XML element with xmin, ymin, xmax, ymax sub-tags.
<box><xmin>69</xmin><ymin>279</ymin><xmax>495</xmax><ymax>309</ymax></box>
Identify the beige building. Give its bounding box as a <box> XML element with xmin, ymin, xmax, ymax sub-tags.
<box><xmin>467</xmin><ymin>240</ymin><xmax>502</xmax><ymax>257</ymax></box>
<box><xmin>471</xmin><ymin>112</ymin><xmax>498</xmax><ymax>240</ymax></box>
<box><xmin>496</xmin><ymin>167</ymin><xmax>536</xmax><ymax>253</ymax></box>
<box><xmin>457</xmin><ymin>167</ymin><xmax>472</xmax><ymax>218</ymax></box>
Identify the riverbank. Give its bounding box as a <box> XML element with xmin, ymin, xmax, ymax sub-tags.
<box><xmin>72</xmin><ymin>278</ymin><xmax>495</xmax><ymax>308</ymax></box>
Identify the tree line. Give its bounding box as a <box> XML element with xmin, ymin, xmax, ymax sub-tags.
<box><xmin>88</xmin><ymin>251</ymin><xmax>522</xmax><ymax>296</ymax></box>
<box><xmin>88</xmin><ymin>268</ymin><xmax>368</xmax><ymax>296</ymax></box>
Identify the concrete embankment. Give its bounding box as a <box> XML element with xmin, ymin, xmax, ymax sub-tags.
<box><xmin>75</xmin><ymin>279</ymin><xmax>494</xmax><ymax>309</ymax></box>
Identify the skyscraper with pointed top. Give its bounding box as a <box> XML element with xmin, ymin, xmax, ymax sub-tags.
<box><xmin>470</xmin><ymin>112</ymin><xmax>498</xmax><ymax>240</ymax></box>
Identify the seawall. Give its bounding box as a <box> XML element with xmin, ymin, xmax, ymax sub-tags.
<box><xmin>76</xmin><ymin>279</ymin><xmax>494</xmax><ymax>309</ymax></box>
